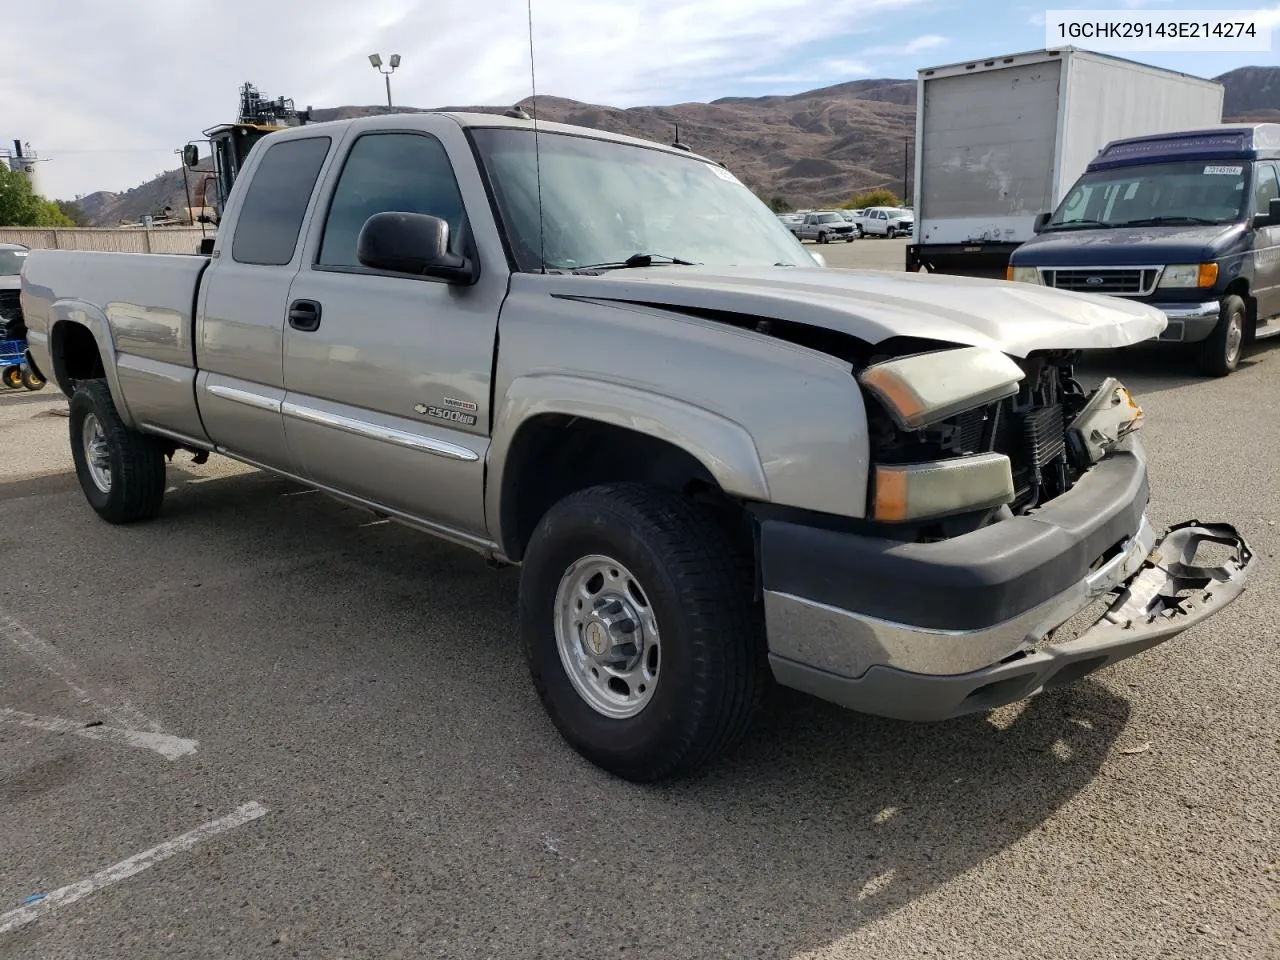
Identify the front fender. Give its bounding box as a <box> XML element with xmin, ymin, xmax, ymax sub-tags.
<box><xmin>487</xmin><ymin>373</ymin><xmax>773</xmax><ymax>540</ymax></box>
<box><xmin>48</xmin><ymin>301</ymin><xmax>136</xmax><ymax>428</ymax></box>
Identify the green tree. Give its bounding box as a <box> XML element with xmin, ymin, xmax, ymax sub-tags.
<box><xmin>0</xmin><ymin>166</ymin><xmax>74</xmax><ymax>227</ymax></box>
<box><xmin>55</xmin><ymin>199</ymin><xmax>91</xmax><ymax>226</ymax></box>
<box><xmin>767</xmin><ymin>195</ymin><xmax>793</xmax><ymax>213</ymax></box>
<box><xmin>843</xmin><ymin>188</ymin><xmax>902</xmax><ymax>210</ymax></box>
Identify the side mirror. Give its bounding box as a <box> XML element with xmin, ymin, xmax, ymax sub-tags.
<box><xmin>1256</xmin><ymin>197</ymin><xmax>1280</xmax><ymax>229</ymax></box>
<box><xmin>1033</xmin><ymin>212</ymin><xmax>1051</xmax><ymax>234</ymax></box>
<box><xmin>356</xmin><ymin>212</ymin><xmax>477</xmax><ymax>284</ymax></box>
<box><xmin>182</xmin><ymin>145</ymin><xmax>200</xmax><ymax>168</ymax></box>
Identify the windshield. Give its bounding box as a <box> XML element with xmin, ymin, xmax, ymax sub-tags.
<box><xmin>471</xmin><ymin>128</ymin><xmax>811</xmax><ymax>271</ymax></box>
<box><xmin>1049</xmin><ymin>160</ymin><xmax>1249</xmax><ymax>228</ymax></box>
<box><xmin>0</xmin><ymin>248</ymin><xmax>27</xmax><ymax>276</ymax></box>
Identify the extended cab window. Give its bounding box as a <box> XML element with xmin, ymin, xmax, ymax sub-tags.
<box><xmin>318</xmin><ymin>133</ymin><xmax>465</xmax><ymax>270</ymax></box>
<box><xmin>231</xmin><ymin>137</ymin><xmax>331</xmax><ymax>266</ymax></box>
<box><xmin>1255</xmin><ymin>163</ymin><xmax>1278</xmax><ymax>213</ymax></box>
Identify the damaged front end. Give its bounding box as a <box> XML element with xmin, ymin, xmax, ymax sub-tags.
<box><xmin>910</xmin><ymin>519</ymin><xmax>1255</xmax><ymax>721</ymax></box>
<box><xmin>856</xmin><ymin>345</ymin><xmax>1146</xmax><ymax>540</ymax></box>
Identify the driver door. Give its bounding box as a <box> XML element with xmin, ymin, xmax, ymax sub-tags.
<box><xmin>280</xmin><ymin>126</ymin><xmax>508</xmax><ymax>539</ymax></box>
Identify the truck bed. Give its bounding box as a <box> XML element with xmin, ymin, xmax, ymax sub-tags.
<box><xmin>22</xmin><ymin>249</ymin><xmax>210</xmax><ymax>439</ymax></box>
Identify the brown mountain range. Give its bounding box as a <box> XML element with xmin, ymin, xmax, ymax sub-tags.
<box><xmin>74</xmin><ymin>66</ymin><xmax>1280</xmax><ymax>227</ymax></box>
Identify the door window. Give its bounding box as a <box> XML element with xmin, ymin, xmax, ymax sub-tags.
<box><xmin>1254</xmin><ymin>163</ymin><xmax>1279</xmax><ymax>215</ymax></box>
<box><xmin>231</xmin><ymin>137</ymin><xmax>331</xmax><ymax>266</ymax></box>
<box><xmin>318</xmin><ymin>133</ymin><xmax>467</xmax><ymax>270</ymax></box>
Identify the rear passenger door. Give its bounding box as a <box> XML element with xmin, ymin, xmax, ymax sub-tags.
<box><xmin>280</xmin><ymin>123</ymin><xmax>507</xmax><ymax>540</ymax></box>
<box><xmin>195</xmin><ymin>134</ymin><xmax>333</xmax><ymax>471</ymax></box>
<box><xmin>1251</xmin><ymin>162</ymin><xmax>1280</xmax><ymax>321</ymax></box>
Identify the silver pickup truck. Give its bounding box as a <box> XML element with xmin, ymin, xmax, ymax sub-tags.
<box><xmin>19</xmin><ymin>112</ymin><xmax>1252</xmax><ymax>782</ymax></box>
<box><xmin>792</xmin><ymin>211</ymin><xmax>856</xmax><ymax>243</ymax></box>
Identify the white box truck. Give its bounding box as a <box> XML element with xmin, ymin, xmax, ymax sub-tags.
<box><xmin>905</xmin><ymin>47</ymin><xmax>1224</xmax><ymax>277</ymax></box>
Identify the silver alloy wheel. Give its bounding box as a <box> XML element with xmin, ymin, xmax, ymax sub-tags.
<box><xmin>1226</xmin><ymin>310</ymin><xmax>1244</xmax><ymax>366</ymax></box>
<box><xmin>553</xmin><ymin>554</ymin><xmax>660</xmax><ymax>719</ymax></box>
<box><xmin>82</xmin><ymin>413</ymin><xmax>112</xmax><ymax>493</ymax></box>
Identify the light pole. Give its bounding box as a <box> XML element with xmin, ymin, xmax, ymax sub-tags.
<box><xmin>368</xmin><ymin>53</ymin><xmax>401</xmax><ymax>108</ymax></box>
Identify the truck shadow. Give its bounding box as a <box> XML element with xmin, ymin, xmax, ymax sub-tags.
<box><xmin>5</xmin><ymin>467</ymin><xmax>1134</xmax><ymax>957</ymax></box>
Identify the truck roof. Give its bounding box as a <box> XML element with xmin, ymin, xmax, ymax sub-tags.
<box><xmin>263</xmin><ymin>110</ymin><xmax>723</xmax><ymax>167</ymax></box>
<box><xmin>916</xmin><ymin>46</ymin><xmax>1220</xmax><ymax>90</ymax></box>
<box><xmin>1087</xmin><ymin>123</ymin><xmax>1280</xmax><ymax>170</ymax></box>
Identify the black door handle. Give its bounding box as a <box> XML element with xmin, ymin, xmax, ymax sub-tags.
<box><xmin>288</xmin><ymin>299</ymin><xmax>322</xmax><ymax>332</ymax></box>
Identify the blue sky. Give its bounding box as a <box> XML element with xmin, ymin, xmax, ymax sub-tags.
<box><xmin>4</xmin><ymin>0</ymin><xmax>1277</xmax><ymax>199</ymax></box>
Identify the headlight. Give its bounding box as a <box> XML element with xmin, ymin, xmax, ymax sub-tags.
<box><xmin>1006</xmin><ymin>265</ymin><xmax>1041</xmax><ymax>284</ymax></box>
<box><xmin>872</xmin><ymin>453</ymin><xmax>1015</xmax><ymax>522</ymax></box>
<box><xmin>1066</xmin><ymin>377</ymin><xmax>1143</xmax><ymax>466</ymax></box>
<box><xmin>858</xmin><ymin>347</ymin><xmax>1025</xmax><ymax>430</ymax></box>
<box><xmin>1158</xmin><ymin>263</ymin><xmax>1218</xmax><ymax>289</ymax></box>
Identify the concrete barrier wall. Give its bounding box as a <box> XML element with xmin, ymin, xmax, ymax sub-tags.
<box><xmin>0</xmin><ymin>227</ymin><xmax>210</xmax><ymax>255</ymax></box>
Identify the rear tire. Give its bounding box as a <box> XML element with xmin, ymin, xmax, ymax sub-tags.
<box><xmin>68</xmin><ymin>379</ymin><xmax>167</xmax><ymax>524</ymax></box>
<box><xmin>21</xmin><ymin>368</ymin><xmax>44</xmax><ymax>391</ymax></box>
<box><xmin>1196</xmin><ymin>295</ymin><xmax>1246</xmax><ymax>377</ymax></box>
<box><xmin>2</xmin><ymin>366</ymin><xmax>20</xmax><ymax>389</ymax></box>
<box><xmin>519</xmin><ymin>482</ymin><xmax>765</xmax><ymax>782</ymax></box>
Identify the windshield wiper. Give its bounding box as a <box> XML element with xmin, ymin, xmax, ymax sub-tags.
<box><xmin>1113</xmin><ymin>215</ymin><xmax>1222</xmax><ymax>227</ymax></box>
<box><xmin>570</xmin><ymin>253</ymin><xmax>699</xmax><ymax>273</ymax></box>
<box><xmin>1043</xmin><ymin>219</ymin><xmax>1114</xmax><ymax>231</ymax></box>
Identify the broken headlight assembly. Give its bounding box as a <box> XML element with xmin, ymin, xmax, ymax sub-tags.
<box><xmin>1066</xmin><ymin>376</ymin><xmax>1143</xmax><ymax>466</ymax></box>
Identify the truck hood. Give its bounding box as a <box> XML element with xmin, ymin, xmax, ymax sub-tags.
<box><xmin>1010</xmin><ymin>223</ymin><xmax>1247</xmax><ymax>266</ymax></box>
<box><xmin>545</xmin><ymin>266</ymin><xmax>1166</xmax><ymax>357</ymax></box>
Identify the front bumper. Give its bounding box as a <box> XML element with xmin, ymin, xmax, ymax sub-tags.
<box><xmin>1151</xmin><ymin>300</ymin><xmax>1221</xmax><ymax>344</ymax></box>
<box><xmin>759</xmin><ymin>443</ymin><xmax>1253</xmax><ymax>720</ymax></box>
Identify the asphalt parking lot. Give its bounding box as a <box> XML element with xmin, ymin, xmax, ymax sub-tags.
<box><xmin>2</xmin><ymin>249</ymin><xmax>1278</xmax><ymax>959</ymax></box>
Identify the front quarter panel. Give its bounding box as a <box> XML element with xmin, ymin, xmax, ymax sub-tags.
<box><xmin>487</xmin><ymin>277</ymin><xmax>871</xmax><ymax>539</ymax></box>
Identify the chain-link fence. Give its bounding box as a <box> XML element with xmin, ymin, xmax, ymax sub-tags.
<box><xmin>0</xmin><ymin>227</ymin><xmax>210</xmax><ymax>255</ymax></box>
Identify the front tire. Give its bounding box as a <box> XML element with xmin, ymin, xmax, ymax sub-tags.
<box><xmin>2</xmin><ymin>366</ymin><xmax>20</xmax><ymax>389</ymax></box>
<box><xmin>519</xmin><ymin>483</ymin><xmax>765</xmax><ymax>782</ymax></box>
<box><xmin>1196</xmin><ymin>295</ymin><xmax>1246</xmax><ymax>377</ymax></box>
<box><xmin>817</xmin><ymin>231</ymin><xmax>828</xmax><ymax>244</ymax></box>
<box><xmin>21</xmin><ymin>368</ymin><xmax>45</xmax><ymax>391</ymax></box>
<box><xmin>68</xmin><ymin>379</ymin><xmax>167</xmax><ymax>523</ymax></box>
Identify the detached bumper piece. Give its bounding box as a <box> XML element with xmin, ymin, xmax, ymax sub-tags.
<box><xmin>770</xmin><ymin>520</ymin><xmax>1252</xmax><ymax>721</ymax></box>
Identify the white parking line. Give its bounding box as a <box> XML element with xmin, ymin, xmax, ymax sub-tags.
<box><xmin>0</xmin><ymin>608</ymin><xmax>163</xmax><ymax>734</ymax></box>
<box><xmin>0</xmin><ymin>708</ymin><xmax>198</xmax><ymax>760</ymax></box>
<box><xmin>0</xmin><ymin>801</ymin><xmax>268</xmax><ymax>934</ymax></box>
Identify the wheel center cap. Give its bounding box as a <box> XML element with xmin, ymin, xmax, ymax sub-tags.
<box><xmin>585</xmin><ymin>621</ymin><xmax>608</xmax><ymax>656</ymax></box>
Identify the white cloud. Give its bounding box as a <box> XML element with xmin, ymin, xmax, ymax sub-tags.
<box><xmin>861</xmin><ymin>34</ymin><xmax>949</xmax><ymax>56</ymax></box>
<box><xmin>1</xmin><ymin>0</ymin><xmax>931</xmax><ymax>199</ymax></box>
<box><xmin>1250</xmin><ymin>3</ymin><xmax>1280</xmax><ymax>28</ymax></box>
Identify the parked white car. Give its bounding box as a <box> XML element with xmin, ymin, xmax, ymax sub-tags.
<box><xmin>860</xmin><ymin>206</ymin><xmax>915</xmax><ymax>238</ymax></box>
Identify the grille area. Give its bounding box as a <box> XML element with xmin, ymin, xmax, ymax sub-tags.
<box><xmin>1043</xmin><ymin>268</ymin><xmax>1158</xmax><ymax>296</ymax></box>
<box><xmin>0</xmin><ymin>289</ymin><xmax>21</xmax><ymax>324</ymax></box>
<box><xmin>954</xmin><ymin>407</ymin><xmax>988</xmax><ymax>454</ymax></box>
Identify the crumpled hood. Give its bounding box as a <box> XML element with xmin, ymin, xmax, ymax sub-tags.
<box><xmin>543</xmin><ymin>266</ymin><xmax>1166</xmax><ymax>358</ymax></box>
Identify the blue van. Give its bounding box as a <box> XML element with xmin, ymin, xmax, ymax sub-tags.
<box><xmin>1007</xmin><ymin>123</ymin><xmax>1280</xmax><ymax>376</ymax></box>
